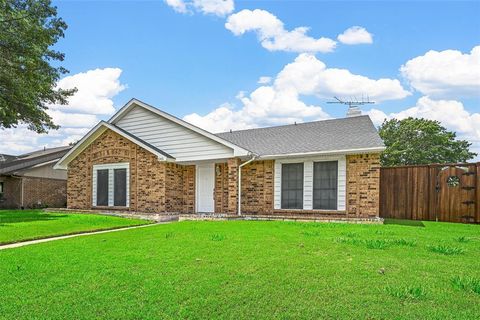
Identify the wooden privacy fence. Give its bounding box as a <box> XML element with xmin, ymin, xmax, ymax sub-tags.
<box><xmin>380</xmin><ymin>163</ymin><xmax>480</xmax><ymax>223</ymax></box>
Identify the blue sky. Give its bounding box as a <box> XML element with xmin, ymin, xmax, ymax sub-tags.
<box><xmin>2</xmin><ymin>0</ymin><xmax>479</xmax><ymax>159</ymax></box>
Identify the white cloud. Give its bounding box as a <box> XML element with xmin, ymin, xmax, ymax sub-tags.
<box><xmin>337</xmin><ymin>26</ymin><xmax>373</xmax><ymax>45</ymax></box>
<box><xmin>193</xmin><ymin>0</ymin><xmax>234</xmax><ymax>16</ymax></box>
<box><xmin>0</xmin><ymin>126</ymin><xmax>45</xmax><ymax>154</ymax></box>
<box><xmin>184</xmin><ymin>54</ymin><xmax>409</xmax><ymax>132</ymax></box>
<box><xmin>275</xmin><ymin>53</ymin><xmax>410</xmax><ymax>102</ymax></box>
<box><xmin>367</xmin><ymin>97</ymin><xmax>480</xmax><ymax>153</ymax></box>
<box><xmin>164</xmin><ymin>0</ymin><xmax>188</xmax><ymax>13</ymax></box>
<box><xmin>400</xmin><ymin>45</ymin><xmax>480</xmax><ymax>98</ymax></box>
<box><xmin>47</xmin><ymin>110</ymin><xmax>99</xmax><ymax>128</ymax></box>
<box><xmin>164</xmin><ymin>0</ymin><xmax>234</xmax><ymax>16</ymax></box>
<box><xmin>257</xmin><ymin>76</ymin><xmax>271</xmax><ymax>84</ymax></box>
<box><xmin>51</xmin><ymin>68</ymin><xmax>126</xmax><ymax>115</ymax></box>
<box><xmin>225</xmin><ymin>9</ymin><xmax>337</xmax><ymax>53</ymax></box>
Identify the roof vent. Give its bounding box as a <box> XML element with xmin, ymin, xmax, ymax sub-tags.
<box><xmin>346</xmin><ymin>106</ymin><xmax>362</xmax><ymax>117</ymax></box>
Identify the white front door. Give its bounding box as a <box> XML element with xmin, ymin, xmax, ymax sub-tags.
<box><xmin>196</xmin><ymin>163</ymin><xmax>215</xmax><ymax>213</ymax></box>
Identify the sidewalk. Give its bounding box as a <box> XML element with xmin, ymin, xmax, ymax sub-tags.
<box><xmin>0</xmin><ymin>222</ymin><xmax>163</xmax><ymax>251</ymax></box>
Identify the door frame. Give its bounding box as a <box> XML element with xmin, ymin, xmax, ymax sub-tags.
<box><xmin>195</xmin><ymin>162</ymin><xmax>215</xmax><ymax>213</ymax></box>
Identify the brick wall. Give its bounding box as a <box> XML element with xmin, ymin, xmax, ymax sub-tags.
<box><xmin>67</xmin><ymin>129</ymin><xmax>193</xmax><ymax>213</ymax></box>
<box><xmin>67</xmin><ymin>129</ymin><xmax>195</xmax><ymax>213</ymax></box>
<box><xmin>214</xmin><ymin>163</ymin><xmax>229</xmax><ymax>213</ymax></box>
<box><xmin>240</xmin><ymin>160</ymin><xmax>274</xmax><ymax>214</ymax></box>
<box><xmin>165</xmin><ymin>163</ymin><xmax>195</xmax><ymax>213</ymax></box>
<box><xmin>215</xmin><ymin>160</ymin><xmax>274</xmax><ymax>215</ymax></box>
<box><xmin>0</xmin><ymin>176</ymin><xmax>22</xmax><ymax>208</ymax></box>
<box><xmin>214</xmin><ymin>155</ymin><xmax>380</xmax><ymax>218</ymax></box>
<box><xmin>346</xmin><ymin>153</ymin><xmax>381</xmax><ymax>217</ymax></box>
<box><xmin>227</xmin><ymin>158</ymin><xmax>240</xmax><ymax>214</ymax></box>
<box><xmin>0</xmin><ymin>176</ymin><xmax>66</xmax><ymax>209</ymax></box>
<box><xmin>22</xmin><ymin>177</ymin><xmax>66</xmax><ymax>208</ymax></box>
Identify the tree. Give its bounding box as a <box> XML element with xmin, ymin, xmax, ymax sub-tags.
<box><xmin>0</xmin><ymin>0</ymin><xmax>75</xmax><ymax>134</ymax></box>
<box><xmin>378</xmin><ymin>117</ymin><xmax>477</xmax><ymax>166</ymax></box>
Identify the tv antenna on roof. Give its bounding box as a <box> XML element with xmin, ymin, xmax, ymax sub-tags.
<box><xmin>327</xmin><ymin>96</ymin><xmax>375</xmax><ymax>117</ymax></box>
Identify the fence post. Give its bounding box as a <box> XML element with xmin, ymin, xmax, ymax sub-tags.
<box><xmin>476</xmin><ymin>163</ymin><xmax>480</xmax><ymax>223</ymax></box>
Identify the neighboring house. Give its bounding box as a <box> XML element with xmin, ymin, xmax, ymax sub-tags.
<box><xmin>0</xmin><ymin>146</ymin><xmax>71</xmax><ymax>209</ymax></box>
<box><xmin>55</xmin><ymin>99</ymin><xmax>385</xmax><ymax>219</ymax></box>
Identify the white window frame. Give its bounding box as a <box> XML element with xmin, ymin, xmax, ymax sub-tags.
<box><xmin>92</xmin><ymin>162</ymin><xmax>130</xmax><ymax>207</ymax></box>
<box><xmin>274</xmin><ymin>155</ymin><xmax>346</xmax><ymax>211</ymax></box>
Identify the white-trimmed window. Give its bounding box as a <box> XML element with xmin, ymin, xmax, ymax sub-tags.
<box><xmin>92</xmin><ymin>163</ymin><xmax>129</xmax><ymax>207</ymax></box>
<box><xmin>0</xmin><ymin>181</ymin><xmax>4</xmax><ymax>198</ymax></box>
<box><xmin>274</xmin><ymin>156</ymin><xmax>346</xmax><ymax>211</ymax></box>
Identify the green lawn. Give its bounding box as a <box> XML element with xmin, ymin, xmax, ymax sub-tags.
<box><xmin>0</xmin><ymin>220</ymin><xmax>479</xmax><ymax>319</ymax></box>
<box><xmin>0</xmin><ymin>210</ymin><xmax>150</xmax><ymax>244</ymax></box>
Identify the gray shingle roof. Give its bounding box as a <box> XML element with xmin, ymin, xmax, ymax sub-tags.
<box><xmin>215</xmin><ymin>115</ymin><xmax>384</xmax><ymax>156</ymax></box>
<box><xmin>0</xmin><ymin>146</ymin><xmax>72</xmax><ymax>175</ymax></box>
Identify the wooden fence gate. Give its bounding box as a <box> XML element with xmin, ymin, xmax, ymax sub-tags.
<box><xmin>380</xmin><ymin>163</ymin><xmax>480</xmax><ymax>223</ymax></box>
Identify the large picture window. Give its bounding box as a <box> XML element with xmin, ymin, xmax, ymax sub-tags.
<box><xmin>93</xmin><ymin>163</ymin><xmax>129</xmax><ymax>207</ymax></box>
<box><xmin>281</xmin><ymin>163</ymin><xmax>304</xmax><ymax>209</ymax></box>
<box><xmin>313</xmin><ymin>161</ymin><xmax>338</xmax><ymax>210</ymax></box>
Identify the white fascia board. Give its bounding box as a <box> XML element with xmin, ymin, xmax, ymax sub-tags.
<box><xmin>54</xmin><ymin>121</ymin><xmax>170</xmax><ymax>170</ymax></box>
<box><xmin>258</xmin><ymin>147</ymin><xmax>386</xmax><ymax>160</ymax></box>
<box><xmin>109</xmin><ymin>99</ymin><xmax>251</xmax><ymax>156</ymax></box>
<box><xmin>54</xmin><ymin>122</ymin><xmax>107</xmax><ymax>170</ymax></box>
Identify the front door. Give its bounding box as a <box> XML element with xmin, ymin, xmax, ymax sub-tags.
<box><xmin>196</xmin><ymin>163</ymin><xmax>215</xmax><ymax>213</ymax></box>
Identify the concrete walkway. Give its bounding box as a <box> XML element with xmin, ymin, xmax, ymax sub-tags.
<box><xmin>0</xmin><ymin>222</ymin><xmax>164</xmax><ymax>251</ymax></box>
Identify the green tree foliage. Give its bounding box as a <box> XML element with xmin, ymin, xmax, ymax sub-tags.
<box><xmin>379</xmin><ymin>117</ymin><xmax>477</xmax><ymax>166</ymax></box>
<box><xmin>0</xmin><ymin>0</ymin><xmax>75</xmax><ymax>133</ymax></box>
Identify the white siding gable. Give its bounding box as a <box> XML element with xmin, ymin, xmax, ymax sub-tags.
<box><xmin>116</xmin><ymin>106</ymin><xmax>235</xmax><ymax>162</ymax></box>
<box><xmin>274</xmin><ymin>155</ymin><xmax>346</xmax><ymax>211</ymax></box>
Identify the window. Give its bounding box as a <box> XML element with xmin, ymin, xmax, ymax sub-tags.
<box><xmin>313</xmin><ymin>161</ymin><xmax>338</xmax><ymax>210</ymax></box>
<box><xmin>114</xmin><ymin>168</ymin><xmax>127</xmax><ymax>206</ymax></box>
<box><xmin>96</xmin><ymin>169</ymin><xmax>109</xmax><ymax>206</ymax></box>
<box><xmin>281</xmin><ymin>163</ymin><xmax>303</xmax><ymax>209</ymax></box>
<box><xmin>93</xmin><ymin>163</ymin><xmax>129</xmax><ymax>207</ymax></box>
<box><xmin>0</xmin><ymin>181</ymin><xmax>4</xmax><ymax>198</ymax></box>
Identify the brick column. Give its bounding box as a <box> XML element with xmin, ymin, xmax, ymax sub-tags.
<box><xmin>227</xmin><ymin>158</ymin><xmax>240</xmax><ymax>214</ymax></box>
<box><xmin>346</xmin><ymin>153</ymin><xmax>381</xmax><ymax>218</ymax></box>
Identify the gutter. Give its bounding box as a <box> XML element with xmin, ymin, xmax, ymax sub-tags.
<box><xmin>237</xmin><ymin>154</ymin><xmax>258</xmax><ymax>216</ymax></box>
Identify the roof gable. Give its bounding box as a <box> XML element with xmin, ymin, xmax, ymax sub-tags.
<box><xmin>54</xmin><ymin>121</ymin><xmax>174</xmax><ymax>170</ymax></box>
<box><xmin>110</xmin><ymin>99</ymin><xmax>250</xmax><ymax>161</ymax></box>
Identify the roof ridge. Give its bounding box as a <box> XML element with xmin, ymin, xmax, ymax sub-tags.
<box><xmin>215</xmin><ymin>115</ymin><xmax>370</xmax><ymax>135</ymax></box>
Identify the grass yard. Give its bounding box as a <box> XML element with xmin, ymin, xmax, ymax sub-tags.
<box><xmin>0</xmin><ymin>210</ymin><xmax>150</xmax><ymax>244</ymax></box>
<box><xmin>0</xmin><ymin>220</ymin><xmax>479</xmax><ymax>319</ymax></box>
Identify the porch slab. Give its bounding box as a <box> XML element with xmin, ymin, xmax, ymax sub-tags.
<box><xmin>179</xmin><ymin>213</ymin><xmax>383</xmax><ymax>224</ymax></box>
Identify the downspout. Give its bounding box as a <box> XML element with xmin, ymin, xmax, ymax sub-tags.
<box><xmin>238</xmin><ymin>154</ymin><xmax>258</xmax><ymax>216</ymax></box>
<box><xmin>21</xmin><ymin>177</ymin><xmax>24</xmax><ymax>209</ymax></box>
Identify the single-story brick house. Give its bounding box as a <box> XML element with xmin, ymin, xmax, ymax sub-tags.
<box><xmin>55</xmin><ymin>99</ymin><xmax>384</xmax><ymax>219</ymax></box>
<box><xmin>0</xmin><ymin>146</ymin><xmax>70</xmax><ymax>209</ymax></box>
